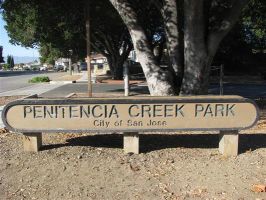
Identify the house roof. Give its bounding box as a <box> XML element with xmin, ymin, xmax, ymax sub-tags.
<box><xmin>91</xmin><ymin>54</ymin><xmax>106</xmax><ymax>60</ymax></box>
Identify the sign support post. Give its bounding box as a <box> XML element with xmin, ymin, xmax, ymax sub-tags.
<box><xmin>219</xmin><ymin>130</ymin><xmax>239</xmax><ymax>156</ymax></box>
<box><xmin>23</xmin><ymin>132</ymin><xmax>42</xmax><ymax>152</ymax></box>
<box><xmin>124</xmin><ymin>132</ymin><xmax>139</xmax><ymax>154</ymax></box>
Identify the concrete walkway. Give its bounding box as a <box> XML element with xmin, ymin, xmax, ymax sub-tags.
<box><xmin>0</xmin><ymin>82</ymin><xmax>66</xmax><ymax>97</ymax></box>
<box><xmin>77</xmin><ymin>71</ymin><xmax>88</xmax><ymax>82</ymax></box>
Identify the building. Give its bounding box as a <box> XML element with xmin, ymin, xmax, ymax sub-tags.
<box><xmin>91</xmin><ymin>54</ymin><xmax>109</xmax><ymax>75</ymax></box>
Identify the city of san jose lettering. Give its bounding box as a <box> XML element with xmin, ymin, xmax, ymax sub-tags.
<box><xmin>23</xmin><ymin>103</ymin><xmax>236</xmax><ymax>119</ymax></box>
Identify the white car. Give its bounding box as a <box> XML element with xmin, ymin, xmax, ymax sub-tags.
<box><xmin>40</xmin><ymin>66</ymin><xmax>47</xmax><ymax>71</ymax></box>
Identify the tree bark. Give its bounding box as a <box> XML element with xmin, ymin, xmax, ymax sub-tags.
<box><xmin>109</xmin><ymin>0</ymin><xmax>177</xmax><ymax>95</ymax></box>
<box><xmin>161</xmin><ymin>0</ymin><xmax>184</xmax><ymax>90</ymax></box>
<box><xmin>180</xmin><ymin>0</ymin><xmax>208</xmax><ymax>95</ymax></box>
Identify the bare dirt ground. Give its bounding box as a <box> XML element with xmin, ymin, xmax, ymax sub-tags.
<box><xmin>52</xmin><ymin>75</ymin><xmax>82</xmax><ymax>82</ymax></box>
<box><xmin>0</xmin><ymin>96</ymin><xmax>26</xmax><ymax>106</ymax></box>
<box><xmin>0</xmin><ymin>96</ymin><xmax>265</xmax><ymax>200</ymax></box>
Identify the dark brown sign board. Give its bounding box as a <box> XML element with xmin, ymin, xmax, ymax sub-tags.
<box><xmin>2</xmin><ymin>96</ymin><xmax>259</xmax><ymax>133</ymax></box>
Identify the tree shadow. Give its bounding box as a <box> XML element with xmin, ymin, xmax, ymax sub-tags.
<box><xmin>42</xmin><ymin>133</ymin><xmax>266</xmax><ymax>154</ymax></box>
<box><xmin>109</xmin><ymin>85</ymin><xmax>150</xmax><ymax>95</ymax></box>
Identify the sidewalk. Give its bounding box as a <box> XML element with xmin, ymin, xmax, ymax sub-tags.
<box><xmin>0</xmin><ymin>82</ymin><xmax>66</xmax><ymax>97</ymax></box>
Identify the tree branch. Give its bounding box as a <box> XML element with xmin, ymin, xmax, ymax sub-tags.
<box><xmin>207</xmin><ymin>0</ymin><xmax>249</xmax><ymax>56</ymax></box>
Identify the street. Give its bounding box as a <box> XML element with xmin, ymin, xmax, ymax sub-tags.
<box><xmin>0</xmin><ymin>71</ymin><xmax>66</xmax><ymax>93</ymax></box>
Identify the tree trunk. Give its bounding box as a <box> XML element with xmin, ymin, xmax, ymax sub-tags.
<box><xmin>112</xmin><ymin>59</ymin><xmax>124</xmax><ymax>80</ymax></box>
<box><xmin>180</xmin><ymin>0</ymin><xmax>209</xmax><ymax>95</ymax></box>
<box><xmin>106</xmin><ymin>52</ymin><xmax>130</xmax><ymax>80</ymax></box>
<box><xmin>161</xmin><ymin>0</ymin><xmax>184</xmax><ymax>90</ymax></box>
<box><xmin>109</xmin><ymin>0</ymin><xmax>177</xmax><ymax>95</ymax></box>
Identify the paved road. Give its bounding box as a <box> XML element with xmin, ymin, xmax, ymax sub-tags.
<box><xmin>0</xmin><ymin>71</ymin><xmax>66</xmax><ymax>94</ymax></box>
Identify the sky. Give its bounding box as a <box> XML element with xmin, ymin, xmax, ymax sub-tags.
<box><xmin>0</xmin><ymin>14</ymin><xmax>40</xmax><ymax>57</ymax></box>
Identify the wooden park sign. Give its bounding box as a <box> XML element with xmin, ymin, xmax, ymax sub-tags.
<box><xmin>2</xmin><ymin>95</ymin><xmax>259</xmax><ymax>133</ymax></box>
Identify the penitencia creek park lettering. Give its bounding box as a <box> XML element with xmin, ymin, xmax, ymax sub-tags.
<box><xmin>22</xmin><ymin>103</ymin><xmax>236</xmax><ymax>129</ymax></box>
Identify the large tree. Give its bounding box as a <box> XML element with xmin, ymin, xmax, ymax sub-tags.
<box><xmin>109</xmin><ymin>0</ymin><xmax>250</xmax><ymax>95</ymax></box>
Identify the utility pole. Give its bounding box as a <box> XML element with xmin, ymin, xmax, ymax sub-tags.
<box><xmin>124</xmin><ymin>61</ymin><xmax>130</xmax><ymax>96</ymax></box>
<box><xmin>86</xmin><ymin>1</ymin><xmax>92</xmax><ymax>97</ymax></box>
<box><xmin>69</xmin><ymin>50</ymin><xmax>73</xmax><ymax>75</ymax></box>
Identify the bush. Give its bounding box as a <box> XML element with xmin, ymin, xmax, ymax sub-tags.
<box><xmin>29</xmin><ymin>76</ymin><xmax>50</xmax><ymax>83</ymax></box>
<box><xmin>2</xmin><ymin>64</ymin><xmax>10</xmax><ymax>70</ymax></box>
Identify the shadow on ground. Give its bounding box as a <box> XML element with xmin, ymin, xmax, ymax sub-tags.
<box><xmin>109</xmin><ymin>86</ymin><xmax>150</xmax><ymax>95</ymax></box>
<box><xmin>42</xmin><ymin>134</ymin><xmax>266</xmax><ymax>154</ymax></box>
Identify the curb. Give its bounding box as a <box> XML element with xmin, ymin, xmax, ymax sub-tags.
<box><xmin>50</xmin><ymin>81</ymin><xmax>76</xmax><ymax>84</ymax></box>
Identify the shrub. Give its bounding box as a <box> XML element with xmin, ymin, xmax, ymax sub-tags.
<box><xmin>2</xmin><ymin>64</ymin><xmax>10</xmax><ymax>70</ymax></box>
<box><xmin>28</xmin><ymin>76</ymin><xmax>50</xmax><ymax>83</ymax></box>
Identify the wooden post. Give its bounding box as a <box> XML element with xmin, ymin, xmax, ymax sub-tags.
<box><xmin>123</xmin><ymin>132</ymin><xmax>139</xmax><ymax>154</ymax></box>
<box><xmin>85</xmin><ymin>1</ymin><xmax>92</xmax><ymax>97</ymax></box>
<box><xmin>23</xmin><ymin>132</ymin><xmax>42</xmax><ymax>152</ymax></box>
<box><xmin>69</xmin><ymin>58</ymin><xmax>72</xmax><ymax>75</ymax></box>
<box><xmin>219</xmin><ymin>130</ymin><xmax>239</xmax><ymax>156</ymax></box>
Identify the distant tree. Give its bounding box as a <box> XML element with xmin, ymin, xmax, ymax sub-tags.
<box><xmin>10</xmin><ymin>55</ymin><xmax>14</xmax><ymax>68</ymax></box>
<box><xmin>0</xmin><ymin>46</ymin><xmax>4</xmax><ymax>63</ymax></box>
<box><xmin>6</xmin><ymin>55</ymin><xmax>15</xmax><ymax>69</ymax></box>
<box><xmin>6</xmin><ymin>55</ymin><xmax>11</xmax><ymax>69</ymax></box>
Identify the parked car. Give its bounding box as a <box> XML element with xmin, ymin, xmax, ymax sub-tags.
<box><xmin>79</xmin><ymin>62</ymin><xmax>87</xmax><ymax>71</ymax></box>
<box><xmin>54</xmin><ymin>65</ymin><xmax>64</xmax><ymax>71</ymax></box>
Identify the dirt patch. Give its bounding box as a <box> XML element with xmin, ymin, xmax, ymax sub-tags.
<box><xmin>0</xmin><ymin>96</ymin><xmax>26</xmax><ymax>106</ymax></box>
<box><xmin>99</xmin><ymin>79</ymin><xmax>145</xmax><ymax>85</ymax></box>
<box><xmin>0</xmin><ymin>130</ymin><xmax>265</xmax><ymax>200</ymax></box>
<box><xmin>52</xmin><ymin>75</ymin><xmax>82</xmax><ymax>81</ymax></box>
